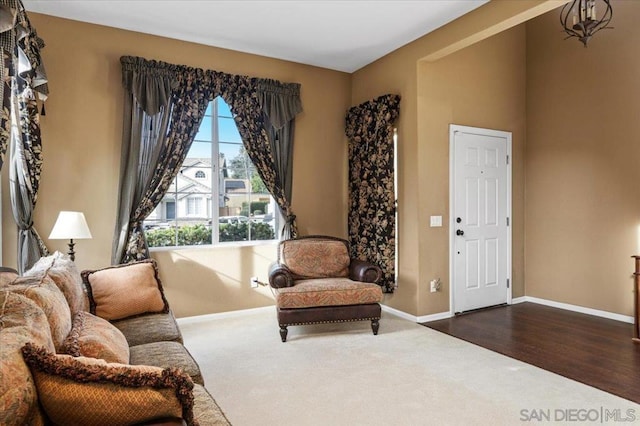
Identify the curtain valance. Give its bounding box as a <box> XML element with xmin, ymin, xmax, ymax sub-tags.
<box><xmin>120</xmin><ymin>56</ymin><xmax>177</xmax><ymax>115</ymax></box>
<box><xmin>113</xmin><ymin>56</ymin><xmax>302</xmax><ymax>263</ymax></box>
<box><xmin>254</xmin><ymin>78</ymin><xmax>302</xmax><ymax>130</ymax></box>
<box><xmin>1</xmin><ymin>0</ymin><xmax>48</xmax><ymax>170</ymax></box>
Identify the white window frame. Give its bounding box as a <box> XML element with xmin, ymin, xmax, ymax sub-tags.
<box><xmin>186</xmin><ymin>196</ymin><xmax>204</xmax><ymax>216</ymax></box>
<box><xmin>146</xmin><ymin>97</ymin><xmax>280</xmax><ymax>248</ymax></box>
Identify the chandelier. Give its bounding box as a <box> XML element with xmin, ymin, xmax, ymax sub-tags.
<box><xmin>560</xmin><ymin>0</ymin><xmax>613</xmax><ymax>47</ymax></box>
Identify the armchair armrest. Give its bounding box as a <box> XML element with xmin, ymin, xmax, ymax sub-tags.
<box><xmin>269</xmin><ymin>263</ymin><xmax>294</xmax><ymax>288</ymax></box>
<box><xmin>349</xmin><ymin>259</ymin><xmax>382</xmax><ymax>284</ymax></box>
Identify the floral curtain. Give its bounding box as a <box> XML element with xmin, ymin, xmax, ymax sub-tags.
<box><xmin>113</xmin><ymin>57</ymin><xmax>303</xmax><ymax>263</ymax></box>
<box><xmin>216</xmin><ymin>75</ymin><xmax>297</xmax><ymax>238</ymax></box>
<box><xmin>345</xmin><ymin>94</ymin><xmax>400</xmax><ymax>292</ymax></box>
<box><xmin>1</xmin><ymin>0</ymin><xmax>49</xmax><ymax>273</ymax></box>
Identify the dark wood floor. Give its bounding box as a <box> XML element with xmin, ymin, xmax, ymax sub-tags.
<box><xmin>423</xmin><ymin>302</ymin><xmax>640</xmax><ymax>404</ymax></box>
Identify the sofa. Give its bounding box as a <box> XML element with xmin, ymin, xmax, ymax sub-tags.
<box><xmin>0</xmin><ymin>253</ymin><xmax>229</xmax><ymax>426</ymax></box>
<box><xmin>269</xmin><ymin>235</ymin><xmax>384</xmax><ymax>342</ymax></box>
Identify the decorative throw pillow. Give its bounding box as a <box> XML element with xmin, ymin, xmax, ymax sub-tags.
<box><xmin>61</xmin><ymin>311</ymin><xmax>130</xmax><ymax>364</ymax></box>
<box><xmin>81</xmin><ymin>259</ymin><xmax>169</xmax><ymax>321</ymax></box>
<box><xmin>0</xmin><ymin>267</ymin><xmax>18</xmax><ymax>288</ymax></box>
<box><xmin>7</xmin><ymin>275</ymin><xmax>72</xmax><ymax>351</ymax></box>
<box><xmin>0</xmin><ymin>292</ymin><xmax>54</xmax><ymax>426</ymax></box>
<box><xmin>21</xmin><ymin>343</ymin><xmax>196</xmax><ymax>426</ymax></box>
<box><xmin>25</xmin><ymin>251</ymin><xmax>88</xmax><ymax>315</ymax></box>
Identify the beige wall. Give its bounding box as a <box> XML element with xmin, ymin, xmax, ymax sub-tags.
<box><xmin>1</xmin><ymin>14</ymin><xmax>351</xmax><ymax>317</ymax></box>
<box><xmin>351</xmin><ymin>1</ymin><xmax>563</xmax><ymax>316</ymax></box>
<box><xmin>416</xmin><ymin>25</ymin><xmax>527</xmax><ymax>315</ymax></box>
<box><xmin>525</xmin><ymin>1</ymin><xmax>640</xmax><ymax>316</ymax></box>
<box><xmin>11</xmin><ymin>1</ymin><xmax>628</xmax><ymax>320</ymax></box>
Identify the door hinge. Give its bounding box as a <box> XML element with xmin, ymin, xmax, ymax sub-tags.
<box><xmin>506</xmin><ymin>155</ymin><xmax>509</xmax><ymax>165</ymax></box>
<box><xmin>507</xmin><ymin>278</ymin><xmax>510</xmax><ymax>288</ymax></box>
<box><xmin>507</xmin><ymin>217</ymin><xmax>510</xmax><ymax>226</ymax></box>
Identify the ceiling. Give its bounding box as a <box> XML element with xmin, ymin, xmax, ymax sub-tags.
<box><xmin>22</xmin><ymin>0</ymin><xmax>489</xmax><ymax>73</ymax></box>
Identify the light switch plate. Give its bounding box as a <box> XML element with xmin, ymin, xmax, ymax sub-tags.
<box><xmin>430</xmin><ymin>216</ymin><xmax>442</xmax><ymax>227</ymax></box>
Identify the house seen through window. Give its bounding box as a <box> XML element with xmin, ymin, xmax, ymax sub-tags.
<box><xmin>144</xmin><ymin>97</ymin><xmax>279</xmax><ymax>247</ymax></box>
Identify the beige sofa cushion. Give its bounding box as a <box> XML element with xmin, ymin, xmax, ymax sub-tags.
<box><xmin>25</xmin><ymin>251</ymin><xmax>88</xmax><ymax>316</ymax></box>
<box><xmin>280</xmin><ymin>238</ymin><xmax>350</xmax><ymax>279</ymax></box>
<box><xmin>112</xmin><ymin>311</ymin><xmax>183</xmax><ymax>346</ymax></box>
<box><xmin>82</xmin><ymin>260</ymin><xmax>169</xmax><ymax>321</ymax></box>
<box><xmin>276</xmin><ymin>278</ymin><xmax>383</xmax><ymax>309</ymax></box>
<box><xmin>7</xmin><ymin>275</ymin><xmax>72</xmax><ymax>351</ymax></box>
<box><xmin>130</xmin><ymin>341</ymin><xmax>203</xmax><ymax>386</ymax></box>
<box><xmin>61</xmin><ymin>311</ymin><xmax>130</xmax><ymax>364</ymax></box>
<box><xmin>21</xmin><ymin>343</ymin><xmax>196</xmax><ymax>426</ymax></box>
<box><xmin>0</xmin><ymin>292</ymin><xmax>54</xmax><ymax>426</ymax></box>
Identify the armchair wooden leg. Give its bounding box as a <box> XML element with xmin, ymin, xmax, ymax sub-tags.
<box><xmin>279</xmin><ymin>325</ymin><xmax>288</xmax><ymax>342</ymax></box>
<box><xmin>371</xmin><ymin>319</ymin><xmax>380</xmax><ymax>335</ymax></box>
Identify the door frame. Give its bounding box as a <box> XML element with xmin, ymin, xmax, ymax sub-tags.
<box><xmin>448</xmin><ymin>124</ymin><xmax>513</xmax><ymax>314</ymax></box>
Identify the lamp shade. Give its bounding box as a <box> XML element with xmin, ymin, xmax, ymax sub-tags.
<box><xmin>49</xmin><ymin>211</ymin><xmax>92</xmax><ymax>240</ymax></box>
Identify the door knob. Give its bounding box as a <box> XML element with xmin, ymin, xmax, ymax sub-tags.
<box><xmin>456</xmin><ymin>229</ymin><xmax>464</xmax><ymax>236</ymax></box>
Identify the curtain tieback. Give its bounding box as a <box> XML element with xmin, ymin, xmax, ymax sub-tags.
<box><xmin>286</xmin><ymin>214</ymin><xmax>296</xmax><ymax>224</ymax></box>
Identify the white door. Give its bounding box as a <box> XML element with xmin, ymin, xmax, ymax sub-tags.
<box><xmin>450</xmin><ymin>125</ymin><xmax>511</xmax><ymax>313</ymax></box>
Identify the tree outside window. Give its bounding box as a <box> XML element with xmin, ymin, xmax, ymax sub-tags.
<box><xmin>144</xmin><ymin>97</ymin><xmax>278</xmax><ymax>247</ymax></box>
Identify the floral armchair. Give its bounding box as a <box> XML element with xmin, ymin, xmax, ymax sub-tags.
<box><xmin>268</xmin><ymin>236</ymin><xmax>383</xmax><ymax>342</ymax></box>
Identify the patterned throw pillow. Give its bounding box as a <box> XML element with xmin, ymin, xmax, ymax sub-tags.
<box><xmin>0</xmin><ymin>267</ymin><xmax>18</xmax><ymax>288</ymax></box>
<box><xmin>25</xmin><ymin>251</ymin><xmax>88</xmax><ymax>315</ymax></box>
<box><xmin>61</xmin><ymin>311</ymin><xmax>130</xmax><ymax>364</ymax></box>
<box><xmin>81</xmin><ymin>259</ymin><xmax>169</xmax><ymax>321</ymax></box>
<box><xmin>0</xmin><ymin>292</ymin><xmax>54</xmax><ymax>426</ymax></box>
<box><xmin>7</xmin><ymin>275</ymin><xmax>72</xmax><ymax>351</ymax></box>
<box><xmin>21</xmin><ymin>343</ymin><xmax>197</xmax><ymax>426</ymax></box>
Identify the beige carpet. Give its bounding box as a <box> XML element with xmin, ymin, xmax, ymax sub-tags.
<box><xmin>178</xmin><ymin>308</ymin><xmax>639</xmax><ymax>425</ymax></box>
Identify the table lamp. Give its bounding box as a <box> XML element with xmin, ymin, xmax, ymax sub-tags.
<box><xmin>49</xmin><ymin>211</ymin><xmax>92</xmax><ymax>261</ymax></box>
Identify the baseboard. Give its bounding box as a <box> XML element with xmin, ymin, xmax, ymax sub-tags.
<box><xmin>176</xmin><ymin>305</ymin><xmax>274</xmax><ymax>325</ymax></box>
<box><xmin>516</xmin><ymin>296</ymin><xmax>633</xmax><ymax>324</ymax></box>
<box><xmin>381</xmin><ymin>305</ymin><xmax>417</xmax><ymax>322</ymax></box>
<box><xmin>381</xmin><ymin>304</ymin><xmax>452</xmax><ymax>323</ymax></box>
<box><xmin>178</xmin><ymin>297</ymin><xmax>632</xmax><ymax>326</ymax></box>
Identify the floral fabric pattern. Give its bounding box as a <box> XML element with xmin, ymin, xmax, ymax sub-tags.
<box><xmin>1</xmin><ymin>0</ymin><xmax>49</xmax><ymax>273</ymax></box>
<box><xmin>24</xmin><ymin>251</ymin><xmax>87</xmax><ymax>316</ymax></box>
<box><xmin>345</xmin><ymin>94</ymin><xmax>400</xmax><ymax>292</ymax></box>
<box><xmin>279</xmin><ymin>237</ymin><xmax>350</xmax><ymax>279</ymax></box>
<box><xmin>275</xmin><ymin>278</ymin><xmax>383</xmax><ymax>309</ymax></box>
<box><xmin>0</xmin><ymin>0</ymin><xmax>48</xmax><ymax>168</ymax></box>
<box><xmin>0</xmin><ymin>291</ymin><xmax>53</xmax><ymax>426</ymax></box>
<box><xmin>116</xmin><ymin>57</ymin><xmax>302</xmax><ymax>263</ymax></box>
<box><xmin>61</xmin><ymin>311</ymin><xmax>130</xmax><ymax>365</ymax></box>
<box><xmin>6</xmin><ymin>274</ymin><xmax>72</xmax><ymax>351</ymax></box>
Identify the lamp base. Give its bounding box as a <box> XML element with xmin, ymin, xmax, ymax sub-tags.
<box><xmin>67</xmin><ymin>239</ymin><xmax>76</xmax><ymax>262</ymax></box>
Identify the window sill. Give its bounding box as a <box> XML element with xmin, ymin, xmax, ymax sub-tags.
<box><xmin>148</xmin><ymin>239</ymin><xmax>279</xmax><ymax>253</ymax></box>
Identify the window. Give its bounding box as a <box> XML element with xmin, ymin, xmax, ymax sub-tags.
<box><xmin>186</xmin><ymin>197</ymin><xmax>203</xmax><ymax>216</ymax></box>
<box><xmin>144</xmin><ymin>97</ymin><xmax>279</xmax><ymax>247</ymax></box>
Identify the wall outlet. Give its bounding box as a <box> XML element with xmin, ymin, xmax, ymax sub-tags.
<box><xmin>430</xmin><ymin>278</ymin><xmax>441</xmax><ymax>293</ymax></box>
<box><xmin>250</xmin><ymin>277</ymin><xmax>259</xmax><ymax>288</ymax></box>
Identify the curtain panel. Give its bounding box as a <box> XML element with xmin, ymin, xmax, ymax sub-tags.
<box><xmin>254</xmin><ymin>78</ymin><xmax>302</xmax><ymax>239</ymax></box>
<box><xmin>345</xmin><ymin>94</ymin><xmax>400</xmax><ymax>293</ymax></box>
<box><xmin>1</xmin><ymin>0</ymin><xmax>49</xmax><ymax>273</ymax></box>
<box><xmin>113</xmin><ymin>56</ymin><xmax>303</xmax><ymax>263</ymax></box>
